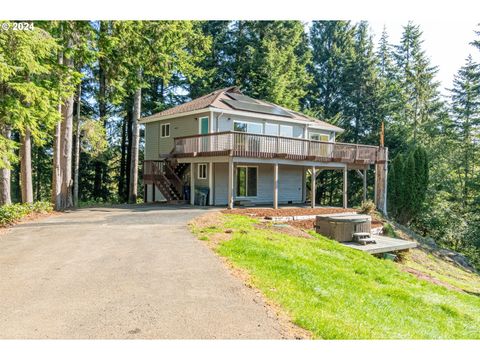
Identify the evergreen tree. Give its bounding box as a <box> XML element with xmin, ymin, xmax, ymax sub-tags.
<box><xmin>345</xmin><ymin>21</ymin><xmax>382</xmax><ymax>144</ymax></box>
<box><xmin>0</xmin><ymin>22</ymin><xmax>76</xmax><ymax>205</ymax></box>
<box><xmin>393</xmin><ymin>22</ymin><xmax>441</xmax><ymax>145</ymax></box>
<box><xmin>189</xmin><ymin>21</ymin><xmax>234</xmax><ymax>98</ymax></box>
<box><xmin>111</xmin><ymin>21</ymin><xmax>210</xmax><ymax>202</ymax></box>
<box><xmin>449</xmin><ymin>55</ymin><xmax>480</xmax><ymax>207</ymax></box>
<box><xmin>307</xmin><ymin>21</ymin><xmax>355</xmax><ymax>120</ymax></box>
<box><xmin>230</xmin><ymin>21</ymin><xmax>311</xmax><ymax>110</ymax></box>
<box><xmin>376</xmin><ymin>26</ymin><xmax>405</xmax><ymax>155</ymax></box>
<box><xmin>388</xmin><ymin>154</ymin><xmax>404</xmax><ymax>218</ymax></box>
<box><xmin>389</xmin><ymin>147</ymin><xmax>429</xmax><ymax>225</ymax></box>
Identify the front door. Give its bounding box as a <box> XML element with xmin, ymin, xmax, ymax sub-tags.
<box><xmin>199</xmin><ymin>116</ymin><xmax>209</xmax><ymax>151</ymax></box>
<box><xmin>200</xmin><ymin>117</ymin><xmax>209</xmax><ymax>134</ymax></box>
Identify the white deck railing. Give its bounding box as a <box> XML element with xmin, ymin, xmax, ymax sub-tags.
<box><xmin>173</xmin><ymin>131</ymin><xmax>386</xmax><ymax>164</ymax></box>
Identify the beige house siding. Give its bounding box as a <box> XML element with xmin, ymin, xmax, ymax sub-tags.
<box><xmin>213</xmin><ymin>163</ymin><xmax>303</xmax><ymax>205</ymax></box>
<box><xmin>193</xmin><ymin>162</ymin><xmax>210</xmax><ymax>188</ymax></box>
<box><xmin>144</xmin><ymin>111</ymin><xmax>210</xmax><ymax>160</ymax></box>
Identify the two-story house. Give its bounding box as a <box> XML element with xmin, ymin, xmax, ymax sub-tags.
<box><xmin>140</xmin><ymin>87</ymin><xmax>388</xmax><ymax>210</ymax></box>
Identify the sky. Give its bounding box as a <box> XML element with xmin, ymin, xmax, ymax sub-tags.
<box><xmin>369</xmin><ymin>20</ymin><xmax>480</xmax><ymax>96</ymax></box>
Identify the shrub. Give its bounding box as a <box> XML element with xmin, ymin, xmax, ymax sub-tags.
<box><xmin>0</xmin><ymin>201</ymin><xmax>53</xmax><ymax>227</ymax></box>
<box><xmin>359</xmin><ymin>200</ymin><xmax>376</xmax><ymax>215</ymax></box>
<box><xmin>383</xmin><ymin>222</ymin><xmax>398</xmax><ymax>238</ymax></box>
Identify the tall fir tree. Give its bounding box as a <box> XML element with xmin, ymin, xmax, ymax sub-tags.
<box><xmin>229</xmin><ymin>21</ymin><xmax>311</xmax><ymax>110</ymax></box>
<box><xmin>344</xmin><ymin>21</ymin><xmax>382</xmax><ymax>144</ymax></box>
<box><xmin>449</xmin><ymin>55</ymin><xmax>480</xmax><ymax>207</ymax></box>
<box><xmin>188</xmin><ymin>21</ymin><xmax>234</xmax><ymax>98</ymax></box>
<box><xmin>376</xmin><ymin>26</ymin><xmax>405</xmax><ymax>155</ymax></box>
<box><xmin>307</xmin><ymin>20</ymin><xmax>355</xmax><ymax>121</ymax></box>
<box><xmin>393</xmin><ymin>22</ymin><xmax>441</xmax><ymax>146</ymax></box>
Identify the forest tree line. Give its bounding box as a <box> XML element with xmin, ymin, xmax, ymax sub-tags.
<box><xmin>0</xmin><ymin>20</ymin><xmax>479</xmax><ymax>264</ymax></box>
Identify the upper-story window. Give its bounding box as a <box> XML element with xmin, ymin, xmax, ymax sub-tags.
<box><xmin>161</xmin><ymin>123</ymin><xmax>170</xmax><ymax>138</ymax></box>
<box><xmin>265</xmin><ymin>123</ymin><xmax>279</xmax><ymax>136</ymax></box>
<box><xmin>234</xmin><ymin>120</ymin><xmax>262</xmax><ymax>134</ymax></box>
<box><xmin>310</xmin><ymin>133</ymin><xmax>330</xmax><ymax>142</ymax></box>
<box><xmin>279</xmin><ymin>124</ymin><xmax>293</xmax><ymax>137</ymax></box>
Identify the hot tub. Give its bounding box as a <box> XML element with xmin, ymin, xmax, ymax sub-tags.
<box><xmin>315</xmin><ymin>214</ymin><xmax>372</xmax><ymax>242</ymax></box>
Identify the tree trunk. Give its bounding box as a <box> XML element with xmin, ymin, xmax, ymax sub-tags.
<box><xmin>58</xmin><ymin>51</ymin><xmax>75</xmax><ymax>210</ymax></box>
<box><xmin>118</xmin><ymin>113</ymin><xmax>127</xmax><ymax>201</ymax></box>
<box><xmin>94</xmin><ymin>20</ymin><xmax>108</xmax><ymax>201</ymax></box>
<box><xmin>20</xmin><ymin>127</ymin><xmax>33</xmax><ymax>203</ymax></box>
<box><xmin>128</xmin><ymin>79</ymin><xmax>141</xmax><ymax>204</ymax></box>
<box><xmin>73</xmin><ymin>82</ymin><xmax>81</xmax><ymax>207</ymax></box>
<box><xmin>34</xmin><ymin>144</ymin><xmax>40</xmax><ymax>201</ymax></box>
<box><xmin>0</xmin><ymin>124</ymin><xmax>12</xmax><ymax>205</ymax></box>
<box><xmin>93</xmin><ymin>65</ymin><xmax>106</xmax><ymax>198</ymax></box>
<box><xmin>52</xmin><ymin>115</ymin><xmax>62</xmax><ymax>209</ymax></box>
<box><xmin>52</xmin><ymin>51</ymin><xmax>63</xmax><ymax>209</ymax></box>
<box><xmin>125</xmin><ymin>106</ymin><xmax>133</xmax><ymax>202</ymax></box>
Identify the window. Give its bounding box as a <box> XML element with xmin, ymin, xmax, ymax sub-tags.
<box><xmin>310</xmin><ymin>133</ymin><xmax>330</xmax><ymax>142</ymax></box>
<box><xmin>293</xmin><ymin>126</ymin><xmax>304</xmax><ymax>138</ymax></box>
<box><xmin>234</xmin><ymin>120</ymin><xmax>263</xmax><ymax>134</ymax></box>
<box><xmin>197</xmin><ymin>164</ymin><xmax>207</xmax><ymax>180</ymax></box>
<box><xmin>279</xmin><ymin>124</ymin><xmax>293</xmax><ymax>137</ymax></box>
<box><xmin>248</xmin><ymin>122</ymin><xmax>263</xmax><ymax>134</ymax></box>
<box><xmin>161</xmin><ymin>123</ymin><xmax>170</xmax><ymax>138</ymax></box>
<box><xmin>199</xmin><ymin>117</ymin><xmax>209</xmax><ymax>134</ymax></box>
<box><xmin>236</xmin><ymin>166</ymin><xmax>257</xmax><ymax>197</ymax></box>
<box><xmin>265</xmin><ymin>123</ymin><xmax>279</xmax><ymax>136</ymax></box>
<box><xmin>234</xmin><ymin>121</ymin><xmax>247</xmax><ymax>132</ymax></box>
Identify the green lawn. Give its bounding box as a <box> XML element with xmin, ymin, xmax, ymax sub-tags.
<box><xmin>191</xmin><ymin>214</ymin><xmax>480</xmax><ymax>339</ymax></box>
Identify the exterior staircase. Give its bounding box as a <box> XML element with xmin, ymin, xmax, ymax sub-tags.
<box><xmin>143</xmin><ymin>159</ymin><xmax>188</xmax><ymax>203</ymax></box>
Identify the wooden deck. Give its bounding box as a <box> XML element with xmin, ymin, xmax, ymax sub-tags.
<box><xmin>172</xmin><ymin>131</ymin><xmax>387</xmax><ymax>165</ymax></box>
<box><xmin>343</xmin><ymin>235</ymin><xmax>417</xmax><ymax>254</ymax></box>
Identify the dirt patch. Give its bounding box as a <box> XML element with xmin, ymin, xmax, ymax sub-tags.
<box><xmin>286</xmin><ymin>219</ymin><xmax>315</xmax><ymax>230</ymax></box>
<box><xmin>189</xmin><ymin>211</ymin><xmax>224</xmax><ymax>230</ymax></box>
<box><xmin>222</xmin><ymin>207</ymin><xmax>357</xmax><ymax>218</ymax></box>
<box><xmin>205</xmin><ymin>232</ymin><xmax>233</xmax><ymax>249</ymax></box>
<box><xmin>372</xmin><ymin>220</ymin><xmax>383</xmax><ymax>229</ymax></box>
<box><xmin>255</xmin><ymin>222</ymin><xmax>313</xmax><ymax>239</ymax></box>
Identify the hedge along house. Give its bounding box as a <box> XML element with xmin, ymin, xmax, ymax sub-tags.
<box><xmin>140</xmin><ymin>87</ymin><xmax>388</xmax><ymax>211</ymax></box>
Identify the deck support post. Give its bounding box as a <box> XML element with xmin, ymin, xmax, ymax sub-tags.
<box><xmin>190</xmin><ymin>163</ymin><xmax>195</xmax><ymax>205</ymax></box>
<box><xmin>302</xmin><ymin>167</ymin><xmax>307</xmax><ymax>203</ymax></box>
<box><xmin>343</xmin><ymin>166</ymin><xmax>348</xmax><ymax>209</ymax></box>
<box><xmin>228</xmin><ymin>157</ymin><xmax>234</xmax><ymax>209</ymax></box>
<box><xmin>374</xmin><ymin>148</ymin><xmax>389</xmax><ymax>215</ymax></box>
<box><xmin>363</xmin><ymin>169</ymin><xmax>367</xmax><ymax>202</ymax></box>
<box><xmin>273</xmin><ymin>163</ymin><xmax>279</xmax><ymax>209</ymax></box>
<box><xmin>208</xmin><ymin>162</ymin><xmax>214</xmax><ymax>206</ymax></box>
<box><xmin>311</xmin><ymin>166</ymin><xmax>316</xmax><ymax>208</ymax></box>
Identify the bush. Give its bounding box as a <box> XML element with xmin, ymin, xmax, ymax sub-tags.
<box><xmin>359</xmin><ymin>200</ymin><xmax>376</xmax><ymax>215</ymax></box>
<box><xmin>0</xmin><ymin>201</ymin><xmax>53</xmax><ymax>227</ymax></box>
<box><xmin>383</xmin><ymin>222</ymin><xmax>398</xmax><ymax>238</ymax></box>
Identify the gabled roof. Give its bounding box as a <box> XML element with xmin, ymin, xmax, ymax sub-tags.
<box><xmin>139</xmin><ymin>87</ymin><xmax>344</xmax><ymax>133</ymax></box>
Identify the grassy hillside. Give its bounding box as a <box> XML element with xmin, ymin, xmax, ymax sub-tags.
<box><xmin>191</xmin><ymin>213</ymin><xmax>480</xmax><ymax>339</ymax></box>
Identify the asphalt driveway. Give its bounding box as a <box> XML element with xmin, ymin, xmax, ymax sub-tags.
<box><xmin>0</xmin><ymin>205</ymin><xmax>287</xmax><ymax>339</ymax></box>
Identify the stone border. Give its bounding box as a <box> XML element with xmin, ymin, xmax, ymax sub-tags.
<box><xmin>265</xmin><ymin>212</ymin><xmax>358</xmax><ymax>222</ymax></box>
